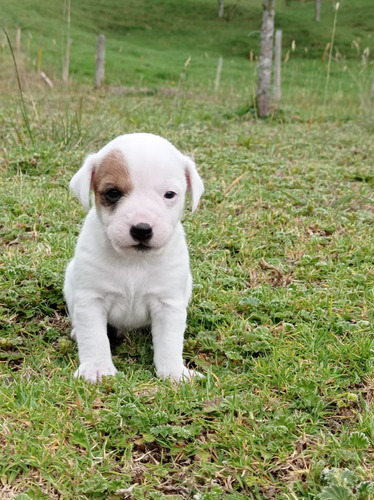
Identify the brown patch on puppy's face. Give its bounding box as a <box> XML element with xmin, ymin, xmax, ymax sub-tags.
<box><xmin>92</xmin><ymin>150</ymin><xmax>133</xmax><ymax>210</ymax></box>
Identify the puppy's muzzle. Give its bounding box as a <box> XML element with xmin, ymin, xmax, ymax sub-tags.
<box><xmin>130</xmin><ymin>222</ymin><xmax>153</xmax><ymax>243</ymax></box>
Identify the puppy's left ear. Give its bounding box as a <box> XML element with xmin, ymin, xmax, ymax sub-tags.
<box><xmin>69</xmin><ymin>153</ymin><xmax>97</xmax><ymax>211</ymax></box>
<box><xmin>184</xmin><ymin>156</ymin><xmax>204</xmax><ymax>212</ymax></box>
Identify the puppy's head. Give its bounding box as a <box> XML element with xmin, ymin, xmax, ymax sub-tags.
<box><xmin>70</xmin><ymin>133</ymin><xmax>204</xmax><ymax>255</ymax></box>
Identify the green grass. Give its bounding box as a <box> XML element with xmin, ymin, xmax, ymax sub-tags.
<box><xmin>1</xmin><ymin>0</ymin><xmax>374</xmax><ymax>88</ymax></box>
<box><xmin>1</xmin><ymin>0</ymin><xmax>374</xmax><ymax>498</ymax></box>
<box><xmin>1</xmin><ymin>84</ymin><xmax>373</xmax><ymax>498</ymax></box>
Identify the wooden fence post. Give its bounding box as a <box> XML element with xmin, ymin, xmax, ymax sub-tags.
<box><xmin>27</xmin><ymin>33</ymin><xmax>32</xmax><ymax>62</ymax></box>
<box><xmin>63</xmin><ymin>38</ymin><xmax>72</xmax><ymax>85</ymax></box>
<box><xmin>315</xmin><ymin>0</ymin><xmax>321</xmax><ymax>22</ymax></box>
<box><xmin>218</xmin><ymin>0</ymin><xmax>224</xmax><ymax>19</ymax></box>
<box><xmin>273</xmin><ymin>29</ymin><xmax>282</xmax><ymax>104</ymax></box>
<box><xmin>214</xmin><ymin>56</ymin><xmax>223</xmax><ymax>92</ymax></box>
<box><xmin>95</xmin><ymin>34</ymin><xmax>106</xmax><ymax>89</ymax></box>
<box><xmin>37</xmin><ymin>35</ymin><xmax>43</xmax><ymax>71</ymax></box>
<box><xmin>63</xmin><ymin>0</ymin><xmax>71</xmax><ymax>85</ymax></box>
<box><xmin>256</xmin><ymin>0</ymin><xmax>275</xmax><ymax>118</ymax></box>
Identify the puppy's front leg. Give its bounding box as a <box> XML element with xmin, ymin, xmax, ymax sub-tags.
<box><xmin>151</xmin><ymin>301</ymin><xmax>201</xmax><ymax>382</ymax></box>
<box><xmin>72</xmin><ymin>301</ymin><xmax>117</xmax><ymax>383</ymax></box>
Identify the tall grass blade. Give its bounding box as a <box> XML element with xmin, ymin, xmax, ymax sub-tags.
<box><xmin>323</xmin><ymin>2</ymin><xmax>340</xmax><ymax>113</ymax></box>
<box><xmin>4</xmin><ymin>28</ymin><xmax>34</xmax><ymax>145</ymax></box>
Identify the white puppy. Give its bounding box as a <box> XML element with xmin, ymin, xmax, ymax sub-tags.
<box><xmin>64</xmin><ymin>133</ymin><xmax>204</xmax><ymax>383</ymax></box>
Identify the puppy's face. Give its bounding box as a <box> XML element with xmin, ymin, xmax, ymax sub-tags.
<box><xmin>92</xmin><ymin>148</ymin><xmax>187</xmax><ymax>254</ymax></box>
<box><xmin>70</xmin><ymin>133</ymin><xmax>204</xmax><ymax>256</ymax></box>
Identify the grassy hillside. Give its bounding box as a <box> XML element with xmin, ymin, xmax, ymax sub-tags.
<box><xmin>1</xmin><ymin>0</ymin><xmax>374</xmax><ymax>87</ymax></box>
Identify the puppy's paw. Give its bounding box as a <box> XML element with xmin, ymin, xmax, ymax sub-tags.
<box><xmin>179</xmin><ymin>366</ymin><xmax>204</xmax><ymax>382</ymax></box>
<box><xmin>74</xmin><ymin>362</ymin><xmax>117</xmax><ymax>383</ymax></box>
<box><xmin>157</xmin><ymin>365</ymin><xmax>203</xmax><ymax>383</ymax></box>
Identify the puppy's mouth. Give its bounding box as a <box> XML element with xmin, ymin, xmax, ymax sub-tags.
<box><xmin>132</xmin><ymin>243</ymin><xmax>152</xmax><ymax>252</ymax></box>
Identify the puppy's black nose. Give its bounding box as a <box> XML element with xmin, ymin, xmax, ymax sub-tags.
<box><xmin>130</xmin><ymin>223</ymin><xmax>153</xmax><ymax>242</ymax></box>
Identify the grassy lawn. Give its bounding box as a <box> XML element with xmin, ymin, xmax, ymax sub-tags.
<box><xmin>1</xmin><ymin>1</ymin><xmax>374</xmax><ymax>499</ymax></box>
<box><xmin>2</xmin><ymin>0</ymin><xmax>374</xmax><ymax>87</ymax></box>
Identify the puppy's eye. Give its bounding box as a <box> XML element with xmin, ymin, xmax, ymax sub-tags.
<box><xmin>104</xmin><ymin>188</ymin><xmax>122</xmax><ymax>204</ymax></box>
<box><xmin>164</xmin><ymin>191</ymin><xmax>177</xmax><ymax>200</ymax></box>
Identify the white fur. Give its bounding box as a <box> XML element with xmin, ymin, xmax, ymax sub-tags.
<box><xmin>64</xmin><ymin>133</ymin><xmax>204</xmax><ymax>383</ymax></box>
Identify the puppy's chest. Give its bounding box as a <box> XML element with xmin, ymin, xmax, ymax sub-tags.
<box><xmin>107</xmin><ymin>288</ymin><xmax>150</xmax><ymax>330</ymax></box>
<box><xmin>103</xmin><ymin>268</ymin><xmax>154</xmax><ymax>329</ymax></box>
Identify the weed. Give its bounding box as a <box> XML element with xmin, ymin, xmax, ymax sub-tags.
<box><xmin>319</xmin><ymin>467</ymin><xmax>374</xmax><ymax>499</ymax></box>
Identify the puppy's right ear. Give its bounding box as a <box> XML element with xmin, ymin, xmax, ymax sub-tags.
<box><xmin>69</xmin><ymin>154</ymin><xmax>97</xmax><ymax>211</ymax></box>
<box><xmin>184</xmin><ymin>156</ymin><xmax>204</xmax><ymax>213</ymax></box>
